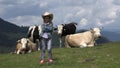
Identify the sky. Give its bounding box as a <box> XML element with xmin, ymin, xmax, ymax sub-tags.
<box><xmin>0</xmin><ymin>0</ymin><xmax>120</xmax><ymax>31</ymax></box>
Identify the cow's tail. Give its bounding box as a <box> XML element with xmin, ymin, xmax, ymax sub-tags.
<box><xmin>65</xmin><ymin>35</ymin><xmax>71</xmax><ymax>48</ymax></box>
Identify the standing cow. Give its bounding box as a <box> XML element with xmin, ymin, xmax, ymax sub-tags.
<box><xmin>65</xmin><ymin>28</ymin><xmax>102</xmax><ymax>48</ymax></box>
<box><xmin>57</xmin><ymin>22</ymin><xmax>77</xmax><ymax>47</ymax></box>
<box><xmin>27</xmin><ymin>25</ymin><xmax>42</xmax><ymax>50</ymax></box>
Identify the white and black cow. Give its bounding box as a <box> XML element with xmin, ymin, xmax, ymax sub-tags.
<box><xmin>57</xmin><ymin>22</ymin><xmax>77</xmax><ymax>47</ymax></box>
<box><xmin>65</xmin><ymin>28</ymin><xmax>102</xmax><ymax>48</ymax></box>
<box><xmin>27</xmin><ymin>25</ymin><xmax>42</xmax><ymax>50</ymax></box>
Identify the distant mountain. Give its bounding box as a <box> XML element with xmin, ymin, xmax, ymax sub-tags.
<box><xmin>102</xmin><ymin>31</ymin><xmax>120</xmax><ymax>42</ymax></box>
<box><xmin>0</xmin><ymin>18</ymin><xmax>21</xmax><ymax>33</ymax></box>
<box><xmin>0</xmin><ymin>18</ymin><xmax>28</xmax><ymax>33</ymax></box>
<box><xmin>0</xmin><ymin>18</ymin><xmax>28</xmax><ymax>53</ymax></box>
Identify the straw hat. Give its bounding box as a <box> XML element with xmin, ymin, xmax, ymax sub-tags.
<box><xmin>42</xmin><ymin>12</ymin><xmax>53</xmax><ymax>20</ymax></box>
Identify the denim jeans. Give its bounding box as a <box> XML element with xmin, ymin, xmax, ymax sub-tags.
<box><xmin>40</xmin><ymin>38</ymin><xmax>52</xmax><ymax>60</ymax></box>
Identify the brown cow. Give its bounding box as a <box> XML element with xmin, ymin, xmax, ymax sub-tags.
<box><xmin>15</xmin><ymin>38</ymin><xmax>36</xmax><ymax>54</ymax></box>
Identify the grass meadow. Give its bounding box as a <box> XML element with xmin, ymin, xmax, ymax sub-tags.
<box><xmin>0</xmin><ymin>42</ymin><xmax>120</xmax><ymax>68</ymax></box>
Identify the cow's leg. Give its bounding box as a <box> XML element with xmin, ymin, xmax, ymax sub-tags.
<box><xmin>88</xmin><ymin>45</ymin><xmax>94</xmax><ymax>47</ymax></box>
<box><xmin>80</xmin><ymin>43</ymin><xmax>87</xmax><ymax>48</ymax></box>
<box><xmin>17</xmin><ymin>50</ymin><xmax>20</xmax><ymax>54</ymax></box>
<box><xmin>88</xmin><ymin>42</ymin><xmax>94</xmax><ymax>47</ymax></box>
<box><xmin>66</xmin><ymin>44</ymin><xmax>71</xmax><ymax>48</ymax></box>
<box><xmin>59</xmin><ymin>38</ymin><xmax>62</xmax><ymax>48</ymax></box>
<box><xmin>28</xmin><ymin>50</ymin><xmax>32</xmax><ymax>53</ymax></box>
<box><xmin>94</xmin><ymin>41</ymin><xmax>97</xmax><ymax>46</ymax></box>
<box><xmin>36</xmin><ymin>39</ymin><xmax>40</xmax><ymax>51</ymax></box>
<box><xmin>88</xmin><ymin>44</ymin><xmax>94</xmax><ymax>47</ymax></box>
<box><xmin>65</xmin><ymin>39</ymin><xmax>71</xmax><ymax>48</ymax></box>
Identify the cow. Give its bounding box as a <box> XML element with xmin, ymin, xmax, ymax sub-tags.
<box><xmin>15</xmin><ymin>38</ymin><xmax>36</xmax><ymax>54</ymax></box>
<box><xmin>57</xmin><ymin>22</ymin><xmax>77</xmax><ymax>47</ymax></box>
<box><xmin>27</xmin><ymin>25</ymin><xmax>42</xmax><ymax>50</ymax></box>
<box><xmin>65</xmin><ymin>28</ymin><xmax>102</xmax><ymax>48</ymax></box>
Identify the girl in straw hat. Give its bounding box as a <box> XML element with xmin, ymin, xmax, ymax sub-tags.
<box><xmin>39</xmin><ymin>12</ymin><xmax>54</xmax><ymax>64</ymax></box>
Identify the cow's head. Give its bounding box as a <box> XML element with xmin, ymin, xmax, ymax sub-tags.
<box><xmin>19</xmin><ymin>38</ymin><xmax>28</xmax><ymax>50</ymax></box>
<box><xmin>91</xmin><ymin>28</ymin><xmax>101</xmax><ymax>39</ymax></box>
<box><xmin>57</xmin><ymin>24</ymin><xmax>64</xmax><ymax>35</ymax></box>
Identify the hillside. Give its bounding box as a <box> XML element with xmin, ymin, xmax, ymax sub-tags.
<box><xmin>0</xmin><ymin>18</ymin><xmax>21</xmax><ymax>33</ymax></box>
<box><xmin>0</xmin><ymin>18</ymin><xmax>28</xmax><ymax>53</ymax></box>
<box><xmin>0</xmin><ymin>42</ymin><xmax>120</xmax><ymax>68</ymax></box>
<box><xmin>102</xmin><ymin>31</ymin><xmax>120</xmax><ymax>41</ymax></box>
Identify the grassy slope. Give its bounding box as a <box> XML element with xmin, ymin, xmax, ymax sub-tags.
<box><xmin>0</xmin><ymin>42</ymin><xmax>120</xmax><ymax>68</ymax></box>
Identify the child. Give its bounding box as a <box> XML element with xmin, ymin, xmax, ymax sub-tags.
<box><xmin>39</xmin><ymin>12</ymin><xmax>54</xmax><ymax>64</ymax></box>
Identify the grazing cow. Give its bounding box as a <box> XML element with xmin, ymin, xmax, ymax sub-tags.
<box><xmin>65</xmin><ymin>28</ymin><xmax>101</xmax><ymax>48</ymax></box>
<box><xmin>15</xmin><ymin>38</ymin><xmax>36</xmax><ymax>54</ymax></box>
<box><xmin>57</xmin><ymin>22</ymin><xmax>77</xmax><ymax>47</ymax></box>
<box><xmin>28</xmin><ymin>25</ymin><xmax>42</xmax><ymax>50</ymax></box>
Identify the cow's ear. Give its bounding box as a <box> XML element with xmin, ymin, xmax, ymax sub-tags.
<box><xmin>17</xmin><ymin>40</ymin><xmax>21</xmax><ymax>43</ymax></box>
<box><xmin>90</xmin><ymin>28</ymin><xmax>94</xmax><ymax>33</ymax></box>
<box><xmin>27</xmin><ymin>39</ymin><xmax>29</xmax><ymax>43</ymax></box>
<box><xmin>61</xmin><ymin>24</ymin><xmax>64</xmax><ymax>26</ymax></box>
<box><xmin>90</xmin><ymin>28</ymin><xmax>93</xmax><ymax>30</ymax></box>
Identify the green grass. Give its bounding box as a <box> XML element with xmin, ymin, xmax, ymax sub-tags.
<box><xmin>0</xmin><ymin>42</ymin><xmax>120</xmax><ymax>68</ymax></box>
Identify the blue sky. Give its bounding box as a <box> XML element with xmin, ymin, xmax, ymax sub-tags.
<box><xmin>0</xmin><ymin>0</ymin><xmax>120</xmax><ymax>31</ymax></box>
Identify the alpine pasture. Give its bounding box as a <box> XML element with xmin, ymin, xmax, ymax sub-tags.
<box><xmin>0</xmin><ymin>42</ymin><xmax>120</xmax><ymax>68</ymax></box>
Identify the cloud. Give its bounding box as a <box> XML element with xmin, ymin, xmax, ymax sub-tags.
<box><xmin>0</xmin><ymin>0</ymin><xmax>120</xmax><ymax>31</ymax></box>
<box><xmin>39</xmin><ymin>2</ymin><xmax>48</xmax><ymax>8</ymax></box>
<box><xmin>8</xmin><ymin>15</ymin><xmax>42</xmax><ymax>26</ymax></box>
<box><xmin>107</xmin><ymin>9</ymin><xmax>117</xmax><ymax>19</ymax></box>
<box><xmin>95</xmin><ymin>19</ymin><xmax>103</xmax><ymax>27</ymax></box>
<box><xmin>113</xmin><ymin>0</ymin><xmax>120</xmax><ymax>5</ymax></box>
<box><xmin>79</xmin><ymin>18</ymin><xmax>88</xmax><ymax>26</ymax></box>
<box><xmin>0</xmin><ymin>0</ymin><xmax>42</xmax><ymax>18</ymax></box>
